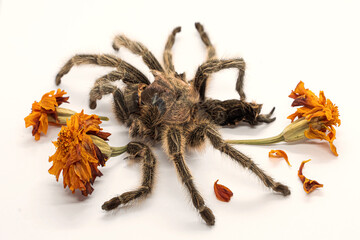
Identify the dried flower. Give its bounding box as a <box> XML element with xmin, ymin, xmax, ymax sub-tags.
<box><xmin>48</xmin><ymin>111</ymin><xmax>126</xmax><ymax>196</ymax></box>
<box><xmin>25</xmin><ymin>89</ymin><xmax>109</xmax><ymax>140</ymax></box>
<box><xmin>214</xmin><ymin>180</ymin><xmax>233</xmax><ymax>202</ymax></box>
<box><xmin>227</xmin><ymin>81</ymin><xmax>341</xmax><ymax>156</ymax></box>
<box><xmin>25</xmin><ymin>89</ymin><xmax>69</xmax><ymax>140</ymax></box>
<box><xmin>287</xmin><ymin>81</ymin><xmax>340</xmax><ymax>155</ymax></box>
<box><xmin>269</xmin><ymin>150</ymin><xmax>291</xmax><ymax>166</ymax></box>
<box><xmin>298</xmin><ymin>160</ymin><xmax>323</xmax><ymax>193</ymax></box>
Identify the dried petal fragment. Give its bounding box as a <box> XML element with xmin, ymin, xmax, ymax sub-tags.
<box><xmin>298</xmin><ymin>160</ymin><xmax>323</xmax><ymax>193</ymax></box>
<box><xmin>214</xmin><ymin>179</ymin><xmax>233</xmax><ymax>202</ymax></box>
<box><xmin>269</xmin><ymin>150</ymin><xmax>291</xmax><ymax>166</ymax></box>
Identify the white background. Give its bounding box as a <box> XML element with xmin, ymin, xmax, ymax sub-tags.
<box><xmin>1</xmin><ymin>0</ymin><xmax>359</xmax><ymax>239</ymax></box>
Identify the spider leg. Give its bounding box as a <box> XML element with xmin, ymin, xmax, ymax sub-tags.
<box><xmin>163</xmin><ymin>26</ymin><xmax>181</xmax><ymax>75</ymax></box>
<box><xmin>113</xmin><ymin>34</ymin><xmax>164</xmax><ymax>74</ymax></box>
<box><xmin>89</xmin><ymin>78</ymin><xmax>117</xmax><ymax>109</ymax></box>
<box><xmin>112</xmin><ymin>87</ymin><xmax>131</xmax><ymax>124</ymax></box>
<box><xmin>257</xmin><ymin>107</ymin><xmax>276</xmax><ymax>123</ymax></box>
<box><xmin>200</xmin><ymin>99</ymin><xmax>275</xmax><ymax>126</ymax></box>
<box><xmin>204</xmin><ymin>125</ymin><xmax>290</xmax><ymax>196</ymax></box>
<box><xmin>193</xmin><ymin>58</ymin><xmax>246</xmax><ymax>102</ymax></box>
<box><xmin>102</xmin><ymin>141</ymin><xmax>156</xmax><ymax>211</ymax></box>
<box><xmin>187</xmin><ymin>122</ymin><xmax>290</xmax><ymax>196</ymax></box>
<box><xmin>195</xmin><ymin>22</ymin><xmax>217</xmax><ymax>61</ymax></box>
<box><xmin>55</xmin><ymin>54</ymin><xmax>150</xmax><ymax>86</ymax></box>
<box><xmin>89</xmin><ymin>69</ymin><xmax>150</xmax><ymax>109</ymax></box>
<box><xmin>163</xmin><ymin>126</ymin><xmax>215</xmax><ymax>225</ymax></box>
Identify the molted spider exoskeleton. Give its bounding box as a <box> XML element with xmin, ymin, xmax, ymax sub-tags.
<box><xmin>55</xmin><ymin>23</ymin><xmax>290</xmax><ymax>226</ymax></box>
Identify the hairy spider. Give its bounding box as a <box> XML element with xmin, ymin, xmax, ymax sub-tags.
<box><xmin>55</xmin><ymin>23</ymin><xmax>290</xmax><ymax>225</ymax></box>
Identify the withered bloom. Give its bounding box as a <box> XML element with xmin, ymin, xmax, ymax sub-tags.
<box><xmin>214</xmin><ymin>180</ymin><xmax>233</xmax><ymax>202</ymax></box>
<box><xmin>24</xmin><ymin>89</ymin><xmax>70</xmax><ymax>140</ymax></box>
<box><xmin>25</xmin><ymin>89</ymin><xmax>109</xmax><ymax>140</ymax></box>
<box><xmin>48</xmin><ymin>111</ymin><xmax>126</xmax><ymax>196</ymax></box>
<box><xmin>287</xmin><ymin>81</ymin><xmax>341</xmax><ymax>155</ymax></box>
<box><xmin>227</xmin><ymin>81</ymin><xmax>341</xmax><ymax>156</ymax></box>
<box><xmin>269</xmin><ymin>150</ymin><xmax>291</xmax><ymax>166</ymax></box>
<box><xmin>298</xmin><ymin>160</ymin><xmax>323</xmax><ymax>194</ymax></box>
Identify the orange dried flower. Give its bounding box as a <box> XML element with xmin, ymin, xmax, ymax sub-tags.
<box><xmin>227</xmin><ymin>81</ymin><xmax>341</xmax><ymax>156</ymax></box>
<box><xmin>288</xmin><ymin>81</ymin><xmax>341</xmax><ymax>156</ymax></box>
<box><xmin>24</xmin><ymin>89</ymin><xmax>69</xmax><ymax>140</ymax></box>
<box><xmin>269</xmin><ymin>150</ymin><xmax>291</xmax><ymax>166</ymax></box>
<box><xmin>48</xmin><ymin>111</ymin><xmax>111</xmax><ymax>196</ymax></box>
<box><xmin>298</xmin><ymin>159</ymin><xmax>323</xmax><ymax>194</ymax></box>
<box><xmin>214</xmin><ymin>180</ymin><xmax>233</xmax><ymax>202</ymax></box>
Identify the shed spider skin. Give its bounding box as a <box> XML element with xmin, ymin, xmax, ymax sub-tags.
<box><xmin>55</xmin><ymin>23</ymin><xmax>290</xmax><ymax>226</ymax></box>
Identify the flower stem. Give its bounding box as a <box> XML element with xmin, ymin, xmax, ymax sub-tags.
<box><xmin>56</xmin><ymin>107</ymin><xmax>109</xmax><ymax>121</ymax></box>
<box><xmin>99</xmin><ymin>116</ymin><xmax>109</xmax><ymax>121</ymax></box>
<box><xmin>226</xmin><ymin>134</ymin><xmax>284</xmax><ymax>145</ymax></box>
<box><xmin>110</xmin><ymin>146</ymin><xmax>127</xmax><ymax>157</ymax></box>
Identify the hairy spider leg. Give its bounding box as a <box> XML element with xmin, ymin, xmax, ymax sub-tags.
<box><xmin>256</xmin><ymin>107</ymin><xmax>276</xmax><ymax>123</ymax></box>
<box><xmin>193</xmin><ymin>58</ymin><xmax>246</xmax><ymax>102</ymax></box>
<box><xmin>55</xmin><ymin>54</ymin><xmax>150</xmax><ymax>109</ymax></box>
<box><xmin>89</xmin><ymin>74</ymin><xmax>118</xmax><ymax>110</ymax></box>
<box><xmin>113</xmin><ymin>34</ymin><xmax>164</xmax><ymax>75</ymax></box>
<box><xmin>128</xmin><ymin>105</ymin><xmax>163</xmax><ymax>141</ymax></box>
<box><xmin>205</xmin><ymin>125</ymin><xmax>290</xmax><ymax>196</ymax></box>
<box><xmin>195</xmin><ymin>22</ymin><xmax>217</xmax><ymax>61</ymax></box>
<box><xmin>55</xmin><ymin>54</ymin><xmax>148</xmax><ymax>85</ymax></box>
<box><xmin>163</xmin><ymin>126</ymin><xmax>215</xmax><ymax>226</ymax></box>
<box><xmin>163</xmin><ymin>23</ymin><xmax>216</xmax><ymax>81</ymax></box>
<box><xmin>90</xmin><ymin>68</ymin><xmax>151</xmax><ymax>109</ymax></box>
<box><xmin>112</xmin><ymin>88</ymin><xmax>130</xmax><ymax>124</ymax></box>
<box><xmin>186</xmin><ymin>121</ymin><xmax>290</xmax><ymax>196</ymax></box>
<box><xmin>102</xmin><ymin>142</ymin><xmax>156</xmax><ymax>210</ymax></box>
<box><xmin>163</xmin><ymin>26</ymin><xmax>181</xmax><ymax>76</ymax></box>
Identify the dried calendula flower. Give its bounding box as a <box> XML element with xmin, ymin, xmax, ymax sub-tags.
<box><xmin>214</xmin><ymin>179</ymin><xmax>233</xmax><ymax>202</ymax></box>
<box><xmin>25</xmin><ymin>89</ymin><xmax>109</xmax><ymax>140</ymax></box>
<box><xmin>227</xmin><ymin>81</ymin><xmax>341</xmax><ymax>156</ymax></box>
<box><xmin>269</xmin><ymin>150</ymin><xmax>291</xmax><ymax>166</ymax></box>
<box><xmin>298</xmin><ymin>159</ymin><xmax>323</xmax><ymax>194</ymax></box>
<box><xmin>49</xmin><ymin>111</ymin><xmax>127</xmax><ymax>196</ymax></box>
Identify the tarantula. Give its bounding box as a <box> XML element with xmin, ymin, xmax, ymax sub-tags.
<box><xmin>55</xmin><ymin>23</ymin><xmax>290</xmax><ymax>225</ymax></box>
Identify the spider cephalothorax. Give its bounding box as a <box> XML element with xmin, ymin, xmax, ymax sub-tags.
<box><xmin>55</xmin><ymin>23</ymin><xmax>290</xmax><ymax>225</ymax></box>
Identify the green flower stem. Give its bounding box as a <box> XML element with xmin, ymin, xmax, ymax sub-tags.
<box><xmin>110</xmin><ymin>146</ymin><xmax>127</xmax><ymax>157</ymax></box>
<box><xmin>54</xmin><ymin>107</ymin><xmax>109</xmax><ymax>123</ymax></box>
<box><xmin>90</xmin><ymin>135</ymin><xmax>127</xmax><ymax>158</ymax></box>
<box><xmin>227</xmin><ymin>118</ymin><xmax>310</xmax><ymax>146</ymax></box>
<box><xmin>226</xmin><ymin>134</ymin><xmax>284</xmax><ymax>145</ymax></box>
<box><xmin>99</xmin><ymin>116</ymin><xmax>110</xmax><ymax>121</ymax></box>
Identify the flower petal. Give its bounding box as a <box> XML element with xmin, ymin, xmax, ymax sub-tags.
<box><xmin>298</xmin><ymin>160</ymin><xmax>323</xmax><ymax>194</ymax></box>
<box><xmin>269</xmin><ymin>150</ymin><xmax>291</xmax><ymax>166</ymax></box>
<box><xmin>214</xmin><ymin>180</ymin><xmax>233</xmax><ymax>202</ymax></box>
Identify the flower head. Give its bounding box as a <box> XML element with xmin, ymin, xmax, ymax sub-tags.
<box><xmin>288</xmin><ymin>81</ymin><xmax>341</xmax><ymax>155</ymax></box>
<box><xmin>226</xmin><ymin>81</ymin><xmax>341</xmax><ymax>156</ymax></box>
<box><xmin>25</xmin><ymin>89</ymin><xmax>69</xmax><ymax>140</ymax></box>
<box><xmin>48</xmin><ymin>111</ymin><xmax>111</xmax><ymax>196</ymax></box>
